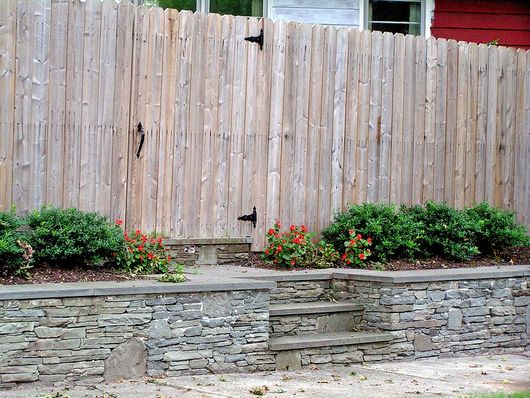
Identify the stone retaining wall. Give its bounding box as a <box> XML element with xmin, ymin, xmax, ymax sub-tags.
<box><xmin>269</xmin><ymin>311</ymin><xmax>363</xmax><ymax>338</ymax></box>
<box><xmin>270</xmin><ymin>280</ymin><xmax>332</xmax><ymax>304</ymax></box>
<box><xmin>331</xmin><ymin>275</ymin><xmax>529</xmax><ymax>359</ymax></box>
<box><xmin>0</xmin><ymin>280</ymin><xmax>273</xmax><ymax>386</ymax></box>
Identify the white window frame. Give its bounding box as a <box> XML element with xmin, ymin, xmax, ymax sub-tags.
<box><xmin>360</xmin><ymin>0</ymin><xmax>434</xmax><ymax>38</ymax></box>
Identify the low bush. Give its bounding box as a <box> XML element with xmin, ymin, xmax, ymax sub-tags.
<box><xmin>341</xmin><ymin>229</ymin><xmax>372</xmax><ymax>267</ymax></box>
<box><xmin>407</xmin><ymin>201</ymin><xmax>479</xmax><ymax>261</ymax></box>
<box><xmin>322</xmin><ymin>201</ymin><xmax>529</xmax><ymax>265</ymax></box>
<box><xmin>465</xmin><ymin>202</ymin><xmax>529</xmax><ymax>255</ymax></box>
<box><xmin>321</xmin><ymin>203</ymin><xmax>422</xmax><ymax>263</ymax></box>
<box><xmin>26</xmin><ymin>206</ymin><xmax>124</xmax><ymax>267</ymax></box>
<box><xmin>0</xmin><ymin>208</ymin><xmax>33</xmax><ymax>276</ymax></box>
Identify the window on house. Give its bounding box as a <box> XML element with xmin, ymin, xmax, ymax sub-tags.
<box><xmin>367</xmin><ymin>0</ymin><xmax>423</xmax><ymax>36</ymax></box>
<box><xmin>156</xmin><ymin>0</ymin><xmax>263</xmax><ymax>17</ymax></box>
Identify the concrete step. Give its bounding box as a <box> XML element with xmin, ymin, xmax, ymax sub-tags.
<box><xmin>269</xmin><ymin>331</ymin><xmax>394</xmax><ymax>351</ymax></box>
<box><xmin>269</xmin><ymin>301</ymin><xmax>363</xmax><ymax>316</ymax></box>
<box><xmin>269</xmin><ymin>301</ymin><xmax>364</xmax><ymax>337</ymax></box>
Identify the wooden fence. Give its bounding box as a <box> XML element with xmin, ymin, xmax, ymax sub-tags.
<box><xmin>0</xmin><ymin>0</ymin><xmax>529</xmax><ymax>249</ymax></box>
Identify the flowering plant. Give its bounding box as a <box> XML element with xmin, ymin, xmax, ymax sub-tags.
<box><xmin>342</xmin><ymin>229</ymin><xmax>372</xmax><ymax>267</ymax></box>
<box><xmin>263</xmin><ymin>221</ymin><xmax>316</xmax><ymax>267</ymax></box>
<box><xmin>115</xmin><ymin>219</ymin><xmax>171</xmax><ymax>274</ymax></box>
<box><xmin>263</xmin><ymin>221</ymin><xmax>340</xmax><ymax>268</ymax></box>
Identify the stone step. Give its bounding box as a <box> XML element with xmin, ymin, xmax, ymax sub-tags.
<box><xmin>269</xmin><ymin>331</ymin><xmax>394</xmax><ymax>351</ymax></box>
<box><xmin>269</xmin><ymin>301</ymin><xmax>363</xmax><ymax>337</ymax></box>
<box><xmin>269</xmin><ymin>301</ymin><xmax>362</xmax><ymax>317</ymax></box>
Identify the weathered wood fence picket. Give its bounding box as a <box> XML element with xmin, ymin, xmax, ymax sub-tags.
<box><xmin>0</xmin><ymin>0</ymin><xmax>529</xmax><ymax>249</ymax></box>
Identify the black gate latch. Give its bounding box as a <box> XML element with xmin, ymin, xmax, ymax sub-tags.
<box><xmin>238</xmin><ymin>207</ymin><xmax>257</xmax><ymax>229</ymax></box>
<box><xmin>136</xmin><ymin>122</ymin><xmax>145</xmax><ymax>158</ymax></box>
<box><xmin>244</xmin><ymin>29</ymin><xmax>264</xmax><ymax>51</ymax></box>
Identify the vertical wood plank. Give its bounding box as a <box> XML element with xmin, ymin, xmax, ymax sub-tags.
<box><xmin>390</xmin><ymin>33</ymin><xmax>404</xmax><ymax>204</ymax></box>
<box><xmin>412</xmin><ymin>36</ymin><xmax>426</xmax><ymax>205</ymax></box>
<box><xmin>156</xmin><ymin>8</ymin><xmax>178</xmax><ymax>234</ymax></box>
<box><xmin>342</xmin><ymin>28</ymin><xmax>360</xmax><ymax>208</ymax></box>
<box><xmin>422</xmin><ymin>37</ymin><xmax>437</xmax><ymax>202</ymax></box>
<box><xmin>514</xmin><ymin>51</ymin><xmax>528</xmax><ymax>227</ymax></box>
<box><xmin>444</xmin><ymin>39</ymin><xmax>458</xmax><ymax>206</ymax></box>
<box><xmin>377</xmin><ymin>32</ymin><xmax>394</xmax><ymax>204</ymax></box>
<box><xmin>355</xmin><ymin>29</ymin><xmax>371</xmax><ymax>204</ymax></box>
<box><xmin>474</xmin><ymin>44</ymin><xmax>489</xmax><ymax>204</ymax></box>
<box><xmin>292</xmin><ymin>22</ymin><xmax>312</xmax><ymax>226</ymax></box>
<box><xmin>227</xmin><ymin>16</ymin><xmax>248</xmax><ymax>236</ymax></box>
<box><xmin>0</xmin><ymin>0</ymin><xmax>17</xmax><ymax>211</ymax></box>
<box><xmin>367</xmin><ymin>31</ymin><xmax>382</xmax><ymax>203</ymax></box>
<box><xmin>454</xmin><ymin>41</ymin><xmax>469</xmax><ymax>209</ymax></box>
<box><xmin>251</xmin><ymin>17</ymin><xmax>273</xmax><ymax>248</ymax></box>
<box><xmin>485</xmin><ymin>45</ymin><xmax>499</xmax><ymax>205</ymax></box>
<box><xmin>13</xmin><ymin>0</ymin><xmax>35</xmax><ymax>214</ymax></box>
<box><xmin>305</xmin><ymin>24</ymin><xmax>324</xmax><ymax>233</ymax></box>
<box><xmin>111</xmin><ymin>0</ymin><xmax>134</xmax><ymax>224</ymax></box>
<box><xmin>401</xmin><ymin>35</ymin><xmax>416</xmax><ymax>206</ymax></box>
<box><xmin>96</xmin><ymin>0</ymin><xmax>117</xmax><ymax>218</ymax></box>
<box><xmin>317</xmin><ymin>26</ymin><xmax>336</xmax><ymax>231</ymax></box>
<box><xmin>433</xmin><ymin>39</ymin><xmax>447</xmax><ymax>202</ymax></box>
<box><xmin>79</xmin><ymin>0</ymin><xmax>102</xmax><ymax>212</ymax></box>
<box><xmin>46</xmin><ymin>0</ymin><xmax>68</xmax><ymax>207</ymax></box>
<box><xmin>330</xmin><ymin>27</ymin><xmax>348</xmax><ymax>212</ymax></box>
<box><xmin>63</xmin><ymin>0</ymin><xmax>85</xmax><ymax>209</ymax></box>
<box><xmin>464</xmin><ymin>43</ymin><xmax>478</xmax><ymax>207</ymax></box>
<box><xmin>212</xmin><ymin>14</ymin><xmax>234</xmax><ymax>237</ymax></box>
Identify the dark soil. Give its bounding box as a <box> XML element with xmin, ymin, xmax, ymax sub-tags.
<box><xmin>237</xmin><ymin>246</ymin><xmax>530</xmax><ymax>272</ymax></box>
<box><xmin>1</xmin><ymin>246</ymin><xmax>528</xmax><ymax>285</ymax></box>
<box><xmin>0</xmin><ymin>265</ymin><xmax>148</xmax><ymax>286</ymax></box>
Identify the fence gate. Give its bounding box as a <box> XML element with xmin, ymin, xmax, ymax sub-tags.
<box><xmin>126</xmin><ymin>8</ymin><xmax>272</xmax><ymax>249</ymax></box>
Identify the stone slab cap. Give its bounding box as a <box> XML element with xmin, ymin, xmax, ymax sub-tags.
<box><xmin>235</xmin><ymin>270</ymin><xmax>334</xmax><ymax>282</ymax></box>
<box><xmin>332</xmin><ymin>264</ymin><xmax>530</xmax><ymax>283</ymax></box>
<box><xmin>269</xmin><ymin>331</ymin><xmax>394</xmax><ymax>351</ymax></box>
<box><xmin>164</xmin><ymin>237</ymin><xmax>252</xmax><ymax>245</ymax></box>
<box><xmin>0</xmin><ymin>276</ymin><xmax>275</xmax><ymax>301</ymax></box>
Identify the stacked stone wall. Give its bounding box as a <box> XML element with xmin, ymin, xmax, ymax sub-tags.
<box><xmin>331</xmin><ymin>276</ymin><xmax>529</xmax><ymax>359</ymax></box>
<box><xmin>0</xmin><ymin>290</ymin><xmax>272</xmax><ymax>386</ymax></box>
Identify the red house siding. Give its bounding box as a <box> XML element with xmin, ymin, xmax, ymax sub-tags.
<box><xmin>431</xmin><ymin>0</ymin><xmax>530</xmax><ymax>50</ymax></box>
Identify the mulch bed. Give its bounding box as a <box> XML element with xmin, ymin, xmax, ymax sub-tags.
<box><xmin>237</xmin><ymin>246</ymin><xmax>530</xmax><ymax>272</ymax></box>
<box><xmin>1</xmin><ymin>246</ymin><xmax>528</xmax><ymax>285</ymax></box>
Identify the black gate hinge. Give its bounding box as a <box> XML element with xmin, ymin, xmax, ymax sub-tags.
<box><xmin>136</xmin><ymin>122</ymin><xmax>145</xmax><ymax>158</ymax></box>
<box><xmin>244</xmin><ymin>29</ymin><xmax>264</xmax><ymax>51</ymax></box>
<box><xmin>238</xmin><ymin>206</ymin><xmax>257</xmax><ymax>228</ymax></box>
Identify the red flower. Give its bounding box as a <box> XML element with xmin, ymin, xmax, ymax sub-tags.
<box><xmin>367</xmin><ymin>237</ymin><xmax>372</xmax><ymax>245</ymax></box>
<box><xmin>265</xmin><ymin>249</ymin><xmax>269</xmax><ymax>255</ymax></box>
<box><xmin>276</xmin><ymin>221</ymin><xmax>281</xmax><ymax>228</ymax></box>
<box><xmin>359</xmin><ymin>253</ymin><xmax>365</xmax><ymax>260</ymax></box>
<box><xmin>356</xmin><ymin>234</ymin><xmax>362</xmax><ymax>240</ymax></box>
<box><xmin>141</xmin><ymin>235</ymin><xmax>147</xmax><ymax>243</ymax></box>
<box><xmin>147</xmin><ymin>253</ymin><xmax>154</xmax><ymax>260</ymax></box>
<box><xmin>293</xmin><ymin>237</ymin><xmax>301</xmax><ymax>244</ymax></box>
<box><xmin>139</xmin><ymin>255</ymin><xmax>144</xmax><ymax>261</ymax></box>
<box><xmin>157</xmin><ymin>237</ymin><xmax>163</xmax><ymax>244</ymax></box>
<box><xmin>135</xmin><ymin>229</ymin><xmax>141</xmax><ymax>236</ymax></box>
<box><xmin>268</xmin><ymin>228</ymin><xmax>275</xmax><ymax>235</ymax></box>
<box><xmin>290</xmin><ymin>259</ymin><xmax>296</xmax><ymax>266</ymax></box>
<box><xmin>277</xmin><ymin>245</ymin><xmax>282</xmax><ymax>252</ymax></box>
<box><xmin>115</xmin><ymin>219</ymin><xmax>123</xmax><ymax>226</ymax></box>
<box><xmin>341</xmin><ymin>253</ymin><xmax>347</xmax><ymax>260</ymax></box>
<box><xmin>290</xmin><ymin>225</ymin><xmax>296</xmax><ymax>231</ymax></box>
<box><xmin>138</xmin><ymin>245</ymin><xmax>145</xmax><ymax>252</ymax></box>
<box><xmin>349</xmin><ymin>229</ymin><xmax>355</xmax><ymax>235</ymax></box>
<box><xmin>150</xmin><ymin>238</ymin><xmax>156</xmax><ymax>245</ymax></box>
<box><xmin>301</xmin><ymin>225</ymin><xmax>307</xmax><ymax>233</ymax></box>
<box><xmin>167</xmin><ymin>255</ymin><xmax>171</xmax><ymax>261</ymax></box>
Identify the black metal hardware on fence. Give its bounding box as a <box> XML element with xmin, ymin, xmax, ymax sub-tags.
<box><xmin>238</xmin><ymin>207</ymin><xmax>257</xmax><ymax>228</ymax></box>
<box><xmin>136</xmin><ymin>122</ymin><xmax>145</xmax><ymax>158</ymax></box>
<box><xmin>244</xmin><ymin>29</ymin><xmax>264</xmax><ymax>51</ymax></box>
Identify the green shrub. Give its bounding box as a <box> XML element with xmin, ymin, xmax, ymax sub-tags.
<box><xmin>26</xmin><ymin>206</ymin><xmax>124</xmax><ymax>267</ymax></box>
<box><xmin>402</xmin><ymin>201</ymin><xmax>479</xmax><ymax>261</ymax></box>
<box><xmin>341</xmin><ymin>229</ymin><xmax>372</xmax><ymax>267</ymax></box>
<box><xmin>465</xmin><ymin>202</ymin><xmax>529</xmax><ymax>255</ymax></box>
<box><xmin>322</xmin><ymin>203</ymin><xmax>422</xmax><ymax>262</ymax></box>
<box><xmin>0</xmin><ymin>208</ymin><xmax>33</xmax><ymax>276</ymax></box>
